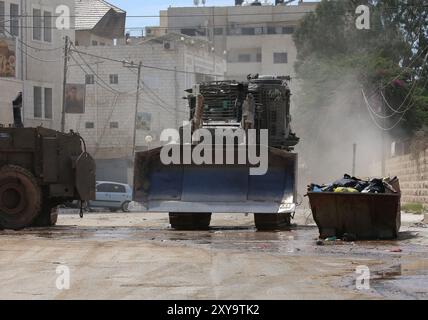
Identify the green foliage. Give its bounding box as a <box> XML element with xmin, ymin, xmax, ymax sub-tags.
<box><xmin>401</xmin><ymin>202</ymin><xmax>426</xmax><ymax>214</ymax></box>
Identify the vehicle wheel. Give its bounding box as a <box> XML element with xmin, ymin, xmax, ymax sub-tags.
<box><xmin>32</xmin><ymin>202</ymin><xmax>58</xmax><ymax>227</ymax></box>
<box><xmin>121</xmin><ymin>201</ymin><xmax>131</xmax><ymax>213</ymax></box>
<box><xmin>254</xmin><ymin>213</ymin><xmax>291</xmax><ymax>231</ymax></box>
<box><xmin>169</xmin><ymin>212</ymin><xmax>211</xmax><ymax>230</ymax></box>
<box><xmin>0</xmin><ymin>165</ymin><xmax>42</xmax><ymax>230</ymax></box>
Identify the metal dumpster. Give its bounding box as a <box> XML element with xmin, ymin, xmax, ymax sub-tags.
<box><xmin>308</xmin><ymin>192</ymin><xmax>401</xmax><ymax>240</ymax></box>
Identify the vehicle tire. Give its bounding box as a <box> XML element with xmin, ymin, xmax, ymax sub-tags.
<box><xmin>32</xmin><ymin>202</ymin><xmax>58</xmax><ymax>227</ymax></box>
<box><xmin>169</xmin><ymin>212</ymin><xmax>211</xmax><ymax>230</ymax></box>
<box><xmin>121</xmin><ymin>201</ymin><xmax>131</xmax><ymax>213</ymax></box>
<box><xmin>254</xmin><ymin>212</ymin><xmax>291</xmax><ymax>231</ymax></box>
<box><xmin>0</xmin><ymin>165</ymin><xmax>42</xmax><ymax>230</ymax></box>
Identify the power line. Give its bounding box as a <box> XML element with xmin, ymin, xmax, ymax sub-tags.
<box><xmin>362</xmin><ymin>75</ymin><xmax>428</xmax><ymax>131</ymax></box>
<box><xmin>2</xmin><ymin>28</ymin><xmax>65</xmax><ymax>62</ymax></box>
<box><xmin>3</xmin><ymin>28</ymin><xmax>64</xmax><ymax>51</ymax></box>
<box><xmin>127</xmin><ymin>67</ymin><xmax>187</xmax><ymax>113</ymax></box>
<box><xmin>381</xmin><ymin>52</ymin><xmax>428</xmax><ymax>113</ymax></box>
<box><xmin>68</xmin><ymin>53</ymin><xmax>121</xmax><ymax>95</ymax></box>
<box><xmin>70</xmin><ymin>44</ymin><xmax>127</xmax><ymax>95</ymax></box>
<box><xmin>70</xmin><ymin>48</ymin><xmax>224</xmax><ymax>77</ymax></box>
<box><xmin>21</xmin><ymin>47</ymin><xmax>64</xmax><ymax>63</ymax></box>
<box><xmin>364</xmin><ymin>43</ymin><xmax>428</xmax><ymax>100</ymax></box>
<box><xmin>1</xmin><ymin>5</ymin><xmax>428</xmax><ymax>19</ymax></box>
<box><xmin>142</xmin><ymin>86</ymin><xmax>189</xmax><ymax>116</ymax></box>
<box><xmin>3</xmin><ymin>19</ymin><xmax>303</xmax><ymax>31</ymax></box>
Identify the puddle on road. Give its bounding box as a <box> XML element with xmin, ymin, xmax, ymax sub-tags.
<box><xmin>1</xmin><ymin>223</ymin><xmax>428</xmax><ymax>299</ymax></box>
<box><xmin>370</xmin><ymin>261</ymin><xmax>428</xmax><ymax>299</ymax></box>
<box><xmin>0</xmin><ymin>224</ymin><xmax>425</xmax><ymax>257</ymax></box>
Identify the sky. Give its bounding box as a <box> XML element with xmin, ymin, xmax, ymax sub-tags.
<box><xmin>108</xmin><ymin>0</ymin><xmax>310</xmax><ymax>35</ymax></box>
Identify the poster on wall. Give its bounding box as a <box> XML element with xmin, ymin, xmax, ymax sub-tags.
<box><xmin>65</xmin><ymin>84</ymin><xmax>86</xmax><ymax>114</ymax></box>
<box><xmin>0</xmin><ymin>38</ymin><xmax>16</xmax><ymax>78</ymax></box>
<box><xmin>136</xmin><ymin>112</ymin><xmax>152</xmax><ymax>131</ymax></box>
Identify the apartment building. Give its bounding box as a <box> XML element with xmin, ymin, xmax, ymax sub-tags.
<box><xmin>0</xmin><ymin>0</ymin><xmax>75</xmax><ymax>129</ymax></box>
<box><xmin>147</xmin><ymin>1</ymin><xmax>317</xmax><ymax>82</ymax></box>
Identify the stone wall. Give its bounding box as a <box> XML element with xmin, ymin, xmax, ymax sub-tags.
<box><xmin>384</xmin><ymin>149</ymin><xmax>428</xmax><ymax>208</ymax></box>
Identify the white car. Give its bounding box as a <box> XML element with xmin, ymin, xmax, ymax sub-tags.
<box><xmin>87</xmin><ymin>181</ymin><xmax>133</xmax><ymax>212</ymax></box>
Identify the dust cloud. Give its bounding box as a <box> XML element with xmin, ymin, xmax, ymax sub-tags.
<box><xmin>291</xmin><ymin>72</ymin><xmax>387</xmax><ymax>191</ymax></box>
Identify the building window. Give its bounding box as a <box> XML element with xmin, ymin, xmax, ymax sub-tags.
<box><xmin>282</xmin><ymin>26</ymin><xmax>295</xmax><ymax>34</ymax></box>
<box><xmin>85</xmin><ymin>74</ymin><xmax>95</xmax><ymax>85</ymax></box>
<box><xmin>110</xmin><ymin>122</ymin><xmax>119</xmax><ymax>129</ymax></box>
<box><xmin>10</xmin><ymin>3</ymin><xmax>19</xmax><ymax>36</ymax></box>
<box><xmin>34</xmin><ymin>86</ymin><xmax>53</xmax><ymax>119</ymax></box>
<box><xmin>256</xmin><ymin>53</ymin><xmax>262</xmax><ymax>62</ymax></box>
<box><xmin>109</xmin><ymin>74</ymin><xmax>118</xmax><ymax>84</ymax></box>
<box><xmin>44</xmin><ymin>88</ymin><xmax>52</xmax><ymax>119</ymax></box>
<box><xmin>0</xmin><ymin>2</ymin><xmax>5</xmax><ymax>34</ymax></box>
<box><xmin>273</xmin><ymin>52</ymin><xmax>288</xmax><ymax>64</ymax></box>
<box><xmin>267</xmin><ymin>26</ymin><xmax>277</xmax><ymax>35</ymax></box>
<box><xmin>238</xmin><ymin>54</ymin><xmax>251</xmax><ymax>63</ymax></box>
<box><xmin>214</xmin><ymin>28</ymin><xmax>223</xmax><ymax>36</ymax></box>
<box><xmin>34</xmin><ymin>87</ymin><xmax>42</xmax><ymax>118</ymax></box>
<box><xmin>241</xmin><ymin>27</ymin><xmax>255</xmax><ymax>35</ymax></box>
<box><xmin>255</xmin><ymin>27</ymin><xmax>263</xmax><ymax>35</ymax></box>
<box><xmin>33</xmin><ymin>9</ymin><xmax>42</xmax><ymax>41</ymax></box>
<box><xmin>85</xmin><ymin>122</ymin><xmax>94</xmax><ymax>129</ymax></box>
<box><xmin>43</xmin><ymin>11</ymin><xmax>52</xmax><ymax>42</ymax></box>
<box><xmin>92</xmin><ymin>40</ymin><xmax>98</xmax><ymax>46</ymax></box>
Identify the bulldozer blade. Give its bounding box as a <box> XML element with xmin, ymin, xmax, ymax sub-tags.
<box><xmin>133</xmin><ymin>146</ymin><xmax>297</xmax><ymax>214</ymax></box>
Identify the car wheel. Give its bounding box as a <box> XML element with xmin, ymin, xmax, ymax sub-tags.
<box><xmin>121</xmin><ymin>201</ymin><xmax>130</xmax><ymax>213</ymax></box>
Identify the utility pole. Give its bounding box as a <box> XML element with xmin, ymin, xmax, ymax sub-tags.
<box><xmin>380</xmin><ymin>81</ymin><xmax>386</xmax><ymax>176</ymax></box>
<box><xmin>61</xmin><ymin>36</ymin><xmax>69</xmax><ymax>133</ymax></box>
<box><xmin>132</xmin><ymin>61</ymin><xmax>143</xmax><ymax>158</ymax></box>
<box><xmin>352</xmin><ymin>143</ymin><xmax>357</xmax><ymax>176</ymax></box>
<box><xmin>174</xmin><ymin>66</ymin><xmax>180</xmax><ymax>129</ymax></box>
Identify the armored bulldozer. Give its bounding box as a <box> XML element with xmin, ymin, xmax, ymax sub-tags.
<box><xmin>134</xmin><ymin>75</ymin><xmax>299</xmax><ymax>230</ymax></box>
<box><xmin>0</xmin><ymin>126</ymin><xmax>95</xmax><ymax>230</ymax></box>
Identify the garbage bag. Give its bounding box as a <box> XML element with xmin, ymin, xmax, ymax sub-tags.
<box><xmin>361</xmin><ymin>178</ymin><xmax>385</xmax><ymax>194</ymax></box>
<box><xmin>334</xmin><ymin>187</ymin><xmax>359</xmax><ymax>193</ymax></box>
<box><xmin>308</xmin><ymin>174</ymin><xmax>399</xmax><ymax>194</ymax></box>
<box><xmin>332</xmin><ymin>174</ymin><xmax>360</xmax><ymax>188</ymax></box>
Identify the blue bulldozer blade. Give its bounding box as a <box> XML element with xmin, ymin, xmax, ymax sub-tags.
<box><xmin>133</xmin><ymin>145</ymin><xmax>297</xmax><ymax>214</ymax></box>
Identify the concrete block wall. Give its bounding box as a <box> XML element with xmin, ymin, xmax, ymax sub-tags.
<box><xmin>384</xmin><ymin>149</ymin><xmax>428</xmax><ymax>208</ymax></box>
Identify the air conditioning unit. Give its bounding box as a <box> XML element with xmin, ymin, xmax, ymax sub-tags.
<box><xmin>146</xmin><ymin>28</ymin><xmax>153</xmax><ymax>35</ymax></box>
<box><xmin>163</xmin><ymin>41</ymin><xmax>175</xmax><ymax>50</ymax></box>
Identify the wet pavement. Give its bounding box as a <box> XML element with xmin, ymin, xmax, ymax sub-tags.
<box><xmin>0</xmin><ymin>210</ymin><xmax>427</xmax><ymax>299</ymax></box>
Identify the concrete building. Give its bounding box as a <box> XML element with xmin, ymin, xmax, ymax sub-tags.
<box><xmin>74</xmin><ymin>0</ymin><xmax>125</xmax><ymax>47</ymax></box>
<box><xmin>66</xmin><ymin>33</ymin><xmax>226</xmax><ymax>183</ymax></box>
<box><xmin>0</xmin><ymin>0</ymin><xmax>75</xmax><ymax>130</ymax></box>
<box><xmin>147</xmin><ymin>1</ymin><xmax>317</xmax><ymax>82</ymax></box>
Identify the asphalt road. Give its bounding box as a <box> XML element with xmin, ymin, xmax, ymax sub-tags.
<box><xmin>0</xmin><ymin>210</ymin><xmax>427</xmax><ymax>299</ymax></box>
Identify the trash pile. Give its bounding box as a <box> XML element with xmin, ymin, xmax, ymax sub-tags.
<box><xmin>308</xmin><ymin>174</ymin><xmax>399</xmax><ymax>194</ymax></box>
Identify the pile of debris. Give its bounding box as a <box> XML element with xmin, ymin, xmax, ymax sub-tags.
<box><xmin>307</xmin><ymin>174</ymin><xmax>399</xmax><ymax>194</ymax></box>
